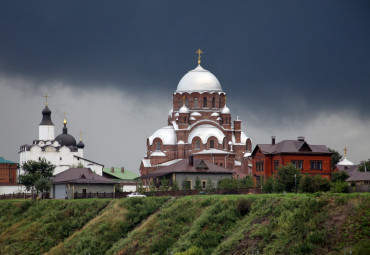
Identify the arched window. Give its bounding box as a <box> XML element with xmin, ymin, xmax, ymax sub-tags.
<box><xmin>178</xmin><ymin>98</ymin><xmax>182</xmax><ymax>109</ymax></box>
<box><xmin>219</xmin><ymin>97</ymin><xmax>222</xmax><ymax>108</ymax></box>
<box><xmin>246</xmin><ymin>139</ymin><xmax>252</xmax><ymax>152</ymax></box>
<box><xmin>210</xmin><ymin>140</ymin><xmax>215</xmax><ymax>149</ymax></box>
<box><xmin>203</xmin><ymin>97</ymin><xmax>207</xmax><ymax>108</ymax></box>
<box><xmin>156</xmin><ymin>141</ymin><xmax>161</xmax><ymax>150</ymax></box>
<box><xmin>195</xmin><ymin>140</ymin><xmax>200</xmax><ymax>150</ymax></box>
<box><xmin>212</xmin><ymin>97</ymin><xmax>215</xmax><ymax>108</ymax></box>
<box><xmin>194</xmin><ymin>98</ymin><xmax>198</xmax><ymax>108</ymax></box>
<box><xmin>185</xmin><ymin>97</ymin><xmax>189</xmax><ymax>107</ymax></box>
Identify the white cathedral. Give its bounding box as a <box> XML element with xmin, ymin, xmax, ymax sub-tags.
<box><xmin>19</xmin><ymin>101</ymin><xmax>104</xmax><ymax>176</ymax></box>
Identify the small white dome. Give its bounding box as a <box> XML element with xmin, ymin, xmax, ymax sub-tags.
<box><xmin>179</xmin><ymin>105</ymin><xmax>189</xmax><ymax>113</ymax></box>
<box><xmin>176</xmin><ymin>65</ymin><xmax>223</xmax><ymax>93</ymax></box>
<box><xmin>221</xmin><ymin>105</ymin><xmax>230</xmax><ymax>114</ymax></box>
<box><xmin>190</xmin><ymin>112</ymin><xmax>201</xmax><ymax>116</ymax></box>
<box><xmin>211</xmin><ymin>112</ymin><xmax>220</xmax><ymax>117</ymax></box>
<box><xmin>337</xmin><ymin>157</ymin><xmax>354</xmax><ymax>166</ymax></box>
<box><xmin>188</xmin><ymin>124</ymin><xmax>225</xmax><ymax>144</ymax></box>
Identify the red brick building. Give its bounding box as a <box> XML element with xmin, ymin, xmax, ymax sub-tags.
<box><xmin>140</xmin><ymin>58</ymin><xmax>252</xmax><ymax>177</ymax></box>
<box><xmin>251</xmin><ymin>136</ymin><xmax>332</xmax><ymax>182</ymax></box>
<box><xmin>0</xmin><ymin>157</ymin><xmax>18</xmax><ymax>185</ymax></box>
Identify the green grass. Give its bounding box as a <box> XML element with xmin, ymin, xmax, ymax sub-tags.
<box><xmin>0</xmin><ymin>193</ymin><xmax>368</xmax><ymax>255</ymax></box>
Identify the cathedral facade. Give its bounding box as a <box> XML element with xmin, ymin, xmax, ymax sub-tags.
<box><xmin>19</xmin><ymin>102</ymin><xmax>104</xmax><ymax>176</ymax></box>
<box><xmin>140</xmin><ymin>56</ymin><xmax>252</xmax><ymax>177</ymax></box>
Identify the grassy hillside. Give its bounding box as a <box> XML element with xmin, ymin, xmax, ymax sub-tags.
<box><xmin>0</xmin><ymin>194</ymin><xmax>368</xmax><ymax>255</ymax></box>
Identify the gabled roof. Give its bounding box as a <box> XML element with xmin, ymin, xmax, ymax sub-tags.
<box><xmin>252</xmin><ymin>140</ymin><xmax>331</xmax><ymax>156</ymax></box>
<box><xmin>52</xmin><ymin>168</ymin><xmax>116</xmax><ymax>184</ymax></box>
<box><xmin>0</xmin><ymin>157</ymin><xmax>17</xmax><ymax>165</ymax></box>
<box><xmin>141</xmin><ymin>158</ymin><xmax>233</xmax><ymax>178</ymax></box>
<box><xmin>103</xmin><ymin>167</ymin><xmax>139</xmax><ymax>181</ymax></box>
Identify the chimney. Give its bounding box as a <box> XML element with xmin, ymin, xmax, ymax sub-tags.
<box><xmin>111</xmin><ymin>167</ymin><xmax>114</xmax><ymax>173</ymax></box>
<box><xmin>189</xmin><ymin>155</ymin><xmax>194</xmax><ymax>166</ymax></box>
<box><xmin>271</xmin><ymin>136</ymin><xmax>276</xmax><ymax>145</ymax></box>
<box><xmin>121</xmin><ymin>167</ymin><xmax>124</xmax><ymax>173</ymax></box>
<box><xmin>298</xmin><ymin>136</ymin><xmax>305</xmax><ymax>141</ymax></box>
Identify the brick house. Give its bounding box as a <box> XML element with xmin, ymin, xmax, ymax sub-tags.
<box><xmin>140</xmin><ymin>156</ymin><xmax>233</xmax><ymax>190</ymax></box>
<box><xmin>140</xmin><ymin>58</ymin><xmax>252</xmax><ymax>178</ymax></box>
<box><xmin>251</xmin><ymin>136</ymin><xmax>332</xmax><ymax>182</ymax></box>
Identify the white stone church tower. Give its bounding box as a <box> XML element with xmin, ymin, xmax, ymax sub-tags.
<box><xmin>19</xmin><ymin>101</ymin><xmax>103</xmax><ymax>176</ymax></box>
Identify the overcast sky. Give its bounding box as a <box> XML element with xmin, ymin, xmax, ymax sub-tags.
<box><xmin>0</xmin><ymin>1</ymin><xmax>369</xmax><ymax>173</ymax></box>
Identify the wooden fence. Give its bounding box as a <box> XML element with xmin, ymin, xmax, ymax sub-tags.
<box><xmin>0</xmin><ymin>188</ymin><xmax>262</xmax><ymax>200</ymax></box>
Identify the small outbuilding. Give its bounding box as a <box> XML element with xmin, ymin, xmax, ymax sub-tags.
<box><xmin>51</xmin><ymin>168</ymin><xmax>117</xmax><ymax>199</ymax></box>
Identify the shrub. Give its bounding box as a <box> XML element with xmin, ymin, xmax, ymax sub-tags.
<box><xmin>331</xmin><ymin>171</ymin><xmax>349</xmax><ymax>182</ymax></box>
<box><xmin>174</xmin><ymin>246</ymin><xmax>204</xmax><ymax>255</ymax></box>
<box><xmin>275</xmin><ymin>164</ymin><xmax>302</xmax><ymax>192</ymax></box>
<box><xmin>331</xmin><ymin>181</ymin><xmax>349</xmax><ymax>193</ymax></box>
<box><xmin>237</xmin><ymin>198</ymin><xmax>252</xmax><ymax>216</ymax></box>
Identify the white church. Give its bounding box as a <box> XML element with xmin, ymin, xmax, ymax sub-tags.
<box><xmin>19</xmin><ymin>101</ymin><xmax>104</xmax><ymax>176</ymax></box>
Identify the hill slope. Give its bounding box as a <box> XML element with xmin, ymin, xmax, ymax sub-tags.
<box><xmin>0</xmin><ymin>194</ymin><xmax>368</xmax><ymax>255</ymax></box>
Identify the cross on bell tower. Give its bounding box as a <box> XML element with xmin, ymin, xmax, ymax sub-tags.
<box><xmin>42</xmin><ymin>92</ymin><xmax>51</xmax><ymax>106</ymax></box>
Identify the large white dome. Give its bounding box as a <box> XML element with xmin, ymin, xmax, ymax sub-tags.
<box><xmin>176</xmin><ymin>65</ymin><xmax>223</xmax><ymax>93</ymax></box>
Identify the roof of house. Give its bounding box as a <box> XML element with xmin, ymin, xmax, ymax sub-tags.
<box><xmin>103</xmin><ymin>167</ymin><xmax>139</xmax><ymax>181</ymax></box>
<box><xmin>0</xmin><ymin>157</ymin><xmax>17</xmax><ymax>164</ymax></box>
<box><xmin>141</xmin><ymin>158</ymin><xmax>234</xmax><ymax>178</ymax></box>
<box><xmin>52</xmin><ymin>168</ymin><xmax>117</xmax><ymax>184</ymax></box>
<box><xmin>252</xmin><ymin>139</ymin><xmax>331</xmax><ymax>156</ymax></box>
<box><xmin>346</xmin><ymin>170</ymin><xmax>370</xmax><ymax>182</ymax></box>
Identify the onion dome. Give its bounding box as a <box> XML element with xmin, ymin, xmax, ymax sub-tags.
<box><xmin>55</xmin><ymin>119</ymin><xmax>77</xmax><ymax>147</ymax></box>
<box><xmin>221</xmin><ymin>104</ymin><xmax>230</xmax><ymax>114</ymax></box>
<box><xmin>39</xmin><ymin>105</ymin><xmax>54</xmax><ymax>125</ymax></box>
<box><xmin>77</xmin><ymin>140</ymin><xmax>85</xmax><ymax>149</ymax></box>
<box><xmin>337</xmin><ymin>157</ymin><xmax>354</xmax><ymax>166</ymax></box>
<box><xmin>176</xmin><ymin>65</ymin><xmax>223</xmax><ymax>93</ymax></box>
<box><xmin>179</xmin><ymin>105</ymin><xmax>190</xmax><ymax>114</ymax></box>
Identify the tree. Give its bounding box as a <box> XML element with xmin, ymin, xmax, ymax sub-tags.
<box><xmin>331</xmin><ymin>171</ymin><xmax>349</xmax><ymax>183</ymax></box>
<box><xmin>171</xmin><ymin>180</ymin><xmax>180</xmax><ymax>191</ymax></box>
<box><xmin>298</xmin><ymin>174</ymin><xmax>330</xmax><ymax>193</ymax></box>
<box><xmin>358</xmin><ymin>160</ymin><xmax>370</xmax><ymax>172</ymax></box>
<box><xmin>329</xmin><ymin>148</ymin><xmax>342</xmax><ymax>170</ymax></box>
<box><xmin>238</xmin><ymin>176</ymin><xmax>254</xmax><ymax>189</ymax></box>
<box><xmin>275</xmin><ymin>164</ymin><xmax>302</xmax><ymax>193</ymax></box>
<box><xmin>159</xmin><ymin>177</ymin><xmax>169</xmax><ymax>191</ymax></box>
<box><xmin>19</xmin><ymin>159</ymin><xmax>55</xmax><ymax>199</ymax></box>
<box><xmin>137</xmin><ymin>179</ymin><xmax>145</xmax><ymax>194</ymax></box>
<box><xmin>194</xmin><ymin>176</ymin><xmax>202</xmax><ymax>191</ymax></box>
<box><xmin>205</xmin><ymin>177</ymin><xmax>215</xmax><ymax>193</ymax></box>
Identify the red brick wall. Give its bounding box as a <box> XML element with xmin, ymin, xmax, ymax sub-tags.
<box><xmin>0</xmin><ymin>163</ymin><xmax>18</xmax><ymax>184</ymax></box>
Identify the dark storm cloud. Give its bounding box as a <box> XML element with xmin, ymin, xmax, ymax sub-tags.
<box><xmin>0</xmin><ymin>0</ymin><xmax>369</xmax><ymax>121</ymax></box>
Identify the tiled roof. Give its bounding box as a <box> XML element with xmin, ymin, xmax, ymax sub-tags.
<box><xmin>103</xmin><ymin>167</ymin><xmax>139</xmax><ymax>181</ymax></box>
<box><xmin>253</xmin><ymin>140</ymin><xmax>331</xmax><ymax>155</ymax></box>
<box><xmin>52</xmin><ymin>168</ymin><xmax>117</xmax><ymax>184</ymax></box>
<box><xmin>0</xmin><ymin>157</ymin><xmax>17</xmax><ymax>164</ymax></box>
<box><xmin>346</xmin><ymin>170</ymin><xmax>370</xmax><ymax>182</ymax></box>
<box><xmin>141</xmin><ymin>158</ymin><xmax>234</xmax><ymax>178</ymax></box>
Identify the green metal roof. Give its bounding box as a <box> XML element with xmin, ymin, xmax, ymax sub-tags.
<box><xmin>0</xmin><ymin>157</ymin><xmax>18</xmax><ymax>165</ymax></box>
<box><xmin>103</xmin><ymin>167</ymin><xmax>139</xmax><ymax>181</ymax></box>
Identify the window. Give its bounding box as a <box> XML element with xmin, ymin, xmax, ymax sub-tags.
<box><xmin>60</xmin><ymin>157</ymin><xmax>62</xmax><ymax>160</ymax></box>
<box><xmin>220</xmin><ymin>163</ymin><xmax>223</xmax><ymax>167</ymax></box>
<box><xmin>185</xmin><ymin>97</ymin><xmax>189</xmax><ymax>107</ymax></box>
<box><xmin>219</xmin><ymin>97</ymin><xmax>222</xmax><ymax>108</ymax></box>
<box><xmin>203</xmin><ymin>97</ymin><xmax>207</xmax><ymax>107</ymax></box>
<box><xmin>310</xmin><ymin>161</ymin><xmax>322</xmax><ymax>170</ymax></box>
<box><xmin>292</xmin><ymin>160</ymin><xmax>303</xmax><ymax>170</ymax></box>
<box><xmin>212</xmin><ymin>97</ymin><xmax>215</xmax><ymax>108</ymax></box>
<box><xmin>156</xmin><ymin>141</ymin><xmax>161</xmax><ymax>150</ymax></box>
<box><xmin>274</xmin><ymin>160</ymin><xmax>279</xmax><ymax>170</ymax></box>
<box><xmin>194</xmin><ymin>98</ymin><xmax>198</xmax><ymax>108</ymax></box>
<box><xmin>178</xmin><ymin>98</ymin><xmax>182</xmax><ymax>109</ymax></box>
<box><xmin>210</xmin><ymin>140</ymin><xmax>215</xmax><ymax>148</ymax></box>
<box><xmin>202</xmin><ymin>180</ymin><xmax>206</xmax><ymax>189</ymax></box>
<box><xmin>195</xmin><ymin>140</ymin><xmax>200</xmax><ymax>150</ymax></box>
<box><xmin>256</xmin><ymin>160</ymin><xmax>264</xmax><ymax>172</ymax></box>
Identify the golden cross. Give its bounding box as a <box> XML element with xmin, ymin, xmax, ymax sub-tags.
<box><xmin>42</xmin><ymin>92</ymin><xmax>50</xmax><ymax>106</ymax></box>
<box><xmin>196</xmin><ymin>49</ymin><xmax>203</xmax><ymax>65</ymax></box>
<box><xmin>344</xmin><ymin>147</ymin><xmax>347</xmax><ymax>157</ymax></box>
<box><xmin>79</xmin><ymin>130</ymin><xmax>83</xmax><ymax>141</ymax></box>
